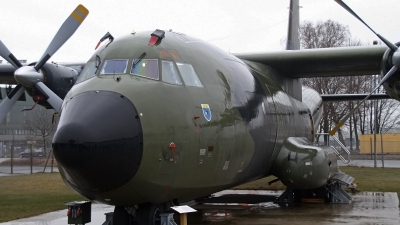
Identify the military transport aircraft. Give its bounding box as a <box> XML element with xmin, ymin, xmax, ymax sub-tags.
<box><xmin>0</xmin><ymin>0</ymin><xmax>399</xmax><ymax>224</ymax></box>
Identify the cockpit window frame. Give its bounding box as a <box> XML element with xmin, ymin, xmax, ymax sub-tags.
<box><xmin>161</xmin><ymin>60</ymin><xmax>183</xmax><ymax>85</ymax></box>
<box><xmin>130</xmin><ymin>59</ymin><xmax>160</xmax><ymax>80</ymax></box>
<box><xmin>76</xmin><ymin>61</ymin><xmax>97</xmax><ymax>83</ymax></box>
<box><xmin>100</xmin><ymin>59</ymin><xmax>129</xmax><ymax>75</ymax></box>
<box><xmin>176</xmin><ymin>62</ymin><xmax>204</xmax><ymax>87</ymax></box>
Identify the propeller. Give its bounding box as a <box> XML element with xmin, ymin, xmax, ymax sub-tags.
<box><xmin>0</xmin><ymin>40</ymin><xmax>23</xmax><ymax>68</ymax></box>
<box><xmin>0</xmin><ymin>41</ymin><xmax>27</xmax><ymax>123</ymax></box>
<box><xmin>330</xmin><ymin>0</ymin><xmax>400</xmax><ymax>136</ymax></box>
<box><xmin>0</xmin><ymin>4</ymin><xmax>88</xmax><ymax>122</ymax></box>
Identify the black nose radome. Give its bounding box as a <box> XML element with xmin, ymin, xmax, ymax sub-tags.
<box><xmin>53</xmin><ymin>91</ymin><xmax>143</xmax><ymax>193</ymax></box>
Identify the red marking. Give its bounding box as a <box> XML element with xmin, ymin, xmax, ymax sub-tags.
<box><xmin>67</xmin><ymin>209</ymin><xmax>71</xmax><ymax>217</ymax></box>
<box><xmin>194</xmin><ymin>116</ymin><xmax>200</xmax><ymax>119</ymax></box>
<box><xmin>169</xmin><ymin>142</ymin><xmax>176</xmax><ymax>150</ymax></box>
<box><xmin>22</xmin><ymin>95</ymin><xmax>45</xmax><ymax>112</ymax></box>
<box><xmin>148</xmin><ymin>36</ymin><xmax>159</xmax><ymax>46</ymax></box>
<box><xmin>162</xmin><ymin>187</ymin><xmax>170</xmax><ymax>198</ymax></box>
<box><xmin>173</xmin><ymin>152</ymin><xmax>177</xmax><ymax>163</ymax></box>
<box><xmin>159</xmin><ymin>50</ymin><xmax>170</xmax><ymax>58</ymax></box>
<box><xmin>195</xmin><ymin>124</ymin><xmax>198</xmax><ymax>133</ymax></box>
<box><xmin>33</xmin><ymin>95</ymin><xmax>44</xmax><ymax>101</ymax></box>
<box><xmin>76</xmin><ymin>208</ymin><xmax>82</xmax><ymax>217</ymax></box>
<box><xmin>95</xmin><ymin>41</ymin><xmax>101</xmax><ymax>50</ymax></box>
<box><xmin>170</xmin><ymin>50</ymin><xmax>181</xmax><ymax>60</ymax></box>
<box><xmin>169</xmin><ymin>143</ymin><xmax>177</xmax><ymax>163</ymax></box>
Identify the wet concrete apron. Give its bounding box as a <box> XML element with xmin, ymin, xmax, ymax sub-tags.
<box><xmin>185</xmin><ymin>190</ymin><xmax>400</xmax><ymax>225</ymax></box>
<box><xmin>1</xmin><ymin>190</ymin><xmax>399</xmax><ymax>225</ymax></box>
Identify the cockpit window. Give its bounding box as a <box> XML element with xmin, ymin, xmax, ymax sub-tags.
<box><xmin>130</xmin><ymin>59</ymin><xmax>159</xmax><ymax>80</ymax></box>
<box><xmin>162</xmin><ymin>60</ymin><xmax>182</xmax><ymax>85</ymax></box>
<box><xmin>76</xmin><ymin>61</ymin><xmax>96</xmax><ymax>83</ymax></box>
<box><xmin>100</xmin><ymin>59</ymin><xmax>128</xmax><ymax>74</ymax></box>
<box><xmin>176</xmin><ymin>63</ymin><xmax>203</xmax><ymax>87</ymax></box>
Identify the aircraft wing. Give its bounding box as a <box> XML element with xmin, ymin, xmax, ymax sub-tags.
<box><xmin>234</xmin><ymin>45</ymin><xmax>387</xmax><ymax>78</ymax></box>
<box><xmin>0</xmin><ymin>64</ymin><xmax>19</xmax><ymax>84</ymax></box>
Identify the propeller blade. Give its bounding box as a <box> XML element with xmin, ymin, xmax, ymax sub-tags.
<box><xmin>34</xmin><ymin>82</ymin><xmax>63</xmax><ymax>112</ymax></box>
<box><xmin>334</xmin><ymin>0</ymin><xmax>398</xmax><ymax>52</ymax></box>
<box><xmin>0</xmin><ymin>40</ymin><xmax>23</xmax><ymax>68</ymax></box>
<box><xmin>329</xmin><ymin>66</ymin><xmax>399</xmax><ymax>136</ymax></box>
<box><xmin>0</xmin><ymin>84</ymin><xmax>25</xmax><ymax>123</ymax></box>
<box><xmin>34</xmin><ymin>4</ymin><xmax>89</xmax><ymax>71</ymax></box>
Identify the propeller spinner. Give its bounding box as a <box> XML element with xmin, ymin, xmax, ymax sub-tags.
<box><xmin>0</xmin><ymin>4</ymin><xmax>89</xmax><ymax>122</ymax></box>
<box><xmin>330</xmin><ymin>0</ymin><xmax>400</xmax><ymax>136</ymax></box>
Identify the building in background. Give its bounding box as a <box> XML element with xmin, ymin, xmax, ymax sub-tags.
<box><xmin>359</xmin><ymin>133</ymin><xmax>400</xmax><ymax>154</ymax></box>
<box><xmin>0</xmin><ymin>59</ymin><xmax>49</xmax><ymax>157</ymax></box>
<box><xmin>0</xmin><ymin>86</ymin><xmax>53</xmax><ymax>157</ymax></box>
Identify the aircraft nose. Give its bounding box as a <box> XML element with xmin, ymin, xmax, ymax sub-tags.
<box><xmin>53</xmin><ymin>91</ymin><xmax>143</xmax><ymax>193</ymax></box>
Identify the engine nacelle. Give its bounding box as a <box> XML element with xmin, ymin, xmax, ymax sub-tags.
<box><xmin>26</xmin><ymin>62</ymin><xmax>79</xmax><ymax>109</ymax></box>
<box><xmin>381</xmin><ymin>43</ymin><xmax>400</xmax><ymax>101</ymax></box>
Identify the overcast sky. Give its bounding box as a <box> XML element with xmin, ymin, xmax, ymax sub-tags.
<box><xmin>0</xmin><ymin>0</ymin><xmax>399</xmax><ymax>63</ymax></box>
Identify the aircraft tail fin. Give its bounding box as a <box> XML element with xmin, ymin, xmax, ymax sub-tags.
<box><xmin>286</xmin><ymin>0</ymin><xmax>300</xmax><ymax>50</ymax></box>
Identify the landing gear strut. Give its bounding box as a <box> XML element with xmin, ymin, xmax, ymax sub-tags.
<box><xmin>113</xmin><ymin>206</ymin><xmax>133</xmax><ymax>225</ymax></box>
<box><xmin>275</xmin><ymin>181</ymin><xmax>353</xmax><ymax>204</ymax></box>
<box><xmin>137</xmin><ymin>203</ymin><xmax>163</xmax><ymax>225</ymax></box>
<box><xmin>112</xmin><ymin>203</ymin><xmax>163</xmax><ymax>225</ymax></box>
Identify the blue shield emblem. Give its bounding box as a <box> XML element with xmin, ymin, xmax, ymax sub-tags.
<box><xmin>201</xmin><ymin>104</ymin><xmax>212</xmax><ymax>121</ymax></box>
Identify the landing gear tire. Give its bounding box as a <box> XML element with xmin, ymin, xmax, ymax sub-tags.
<box><xmin>137</xmin><ymin>203</ymin><xmax>163</xmax><ymax>225</ymax></box>
<box><xmin>113</xmin><ymin>206</ymin><xmax>131</xmax><ymax>225</ymax></box>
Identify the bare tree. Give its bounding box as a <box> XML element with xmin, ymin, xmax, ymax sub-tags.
<box><xmin>354</xmin><ymin>75</ymin><xmax>400</xmax><ymax>135</ymax></box>
<box><xmin>301</xmin><ymin>20</ymin><xmax>400</xmax><ymax>148</ymax></box>
<box><xmin>300</xmin><ymin>20</ymin><xmax>350</xmax><ymax>49</ymax></box>
<box><xmin>300</xmin><ymin>20</ymin><xmax>353</xmax><ymax>145</ymax></box>
<box><xmin>24</xmin><ymin>107</ymin><xmax>57</xmax><ymax>156</ymax></box>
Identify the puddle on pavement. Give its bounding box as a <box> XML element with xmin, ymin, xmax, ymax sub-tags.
<box><xmin>181</xmin><ymin>190</ymin><xmax>400</xmax><ymax>225</ymax></box>
<box><xmin>1</xmin><ymin>190</ymin><xmax>399</xmax><ymax>225</ymax></box>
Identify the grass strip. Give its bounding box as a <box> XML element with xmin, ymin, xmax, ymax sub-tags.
<box><xmin>234</xmin><ymin>167</ymin><xmax>400</xmax><ymax>198</ymax></box>
<box><xmin>0</xmin><ymin>173</ymin><xmax>84</xmax><ymax>222</ymax></box>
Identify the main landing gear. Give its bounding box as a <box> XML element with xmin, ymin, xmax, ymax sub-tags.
<box><xmin>112</xmin><ymin>203</ymin><xmax>164</xmax><ymax>225</ymax></box>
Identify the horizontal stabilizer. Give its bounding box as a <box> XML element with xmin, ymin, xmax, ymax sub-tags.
<box><xmin>321</xmin><ymin>93</ymin><xmax>391</xmax><ymax>102</ymax></box>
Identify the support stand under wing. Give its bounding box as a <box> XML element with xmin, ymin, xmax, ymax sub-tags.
<box><xmin>276</xmin><ymin>172</ymin><xmax>355</xmax><ymax>204</ymax></box>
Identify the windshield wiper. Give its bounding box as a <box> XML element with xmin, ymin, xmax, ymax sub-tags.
<box><xmin>132</xmin><ymin>52</ymin><xmax>146</xmax><ymax>69</ymax></box>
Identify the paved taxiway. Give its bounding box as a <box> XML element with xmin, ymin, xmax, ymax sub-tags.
<box><xmin>1</xmin><ymin>190</ymin><xmax>399</xmax><ymax>225</ymax></box>
<box><xmin>338</xmin><ymin>159</ymin><xmax>400</xmax><ymax>168</ymax></box>
<box><xmin>0</xmin><ymin>166</ymin><xmax>58</xmax><ymax>176</ymax></box>
<box><xmin>0</xmin><ymin>159</ymin><xmax>397</xmax><ymax>177</ymax></box>
<box><xmin>0</xmin><ymin>158</ymin><xmax>58</xmax><ymax>176</ymax></box>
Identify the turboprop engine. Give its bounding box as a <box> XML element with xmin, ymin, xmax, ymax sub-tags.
<box><xmin>381</xmin><ymin>43</ymin><xmax>400</xmax><ymax>101</ymax></box>
<box><xmin>24</xmin><ymin>62</ymin><xmax>79</xmax><ymax>109</ymax></box>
